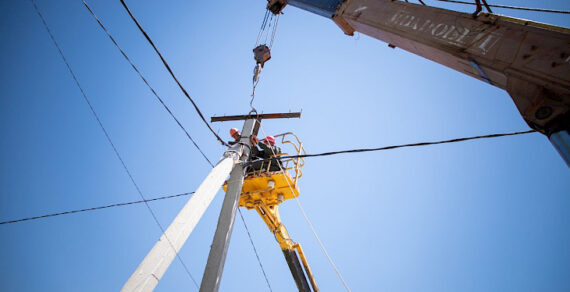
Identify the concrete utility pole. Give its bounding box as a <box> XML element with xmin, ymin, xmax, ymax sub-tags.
<box><xmin>199</xmin><ymin>117</ymin><xmax>256</xmax><ymax>292</ymax></box>
<box><xmin>200</xmin><ymin>112</ymin><xmax>301</xmax><ymax>292</ymax></box>
<box><xmin>268</xmin><ymin>0</ymin><xmax>570</xmax><ymax>165</ymax></box>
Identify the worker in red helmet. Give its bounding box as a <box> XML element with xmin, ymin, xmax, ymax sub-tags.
<box><xmin>230</xmin><ymin>128</ymin><xmax>240</xmax><ymax>141</ymax></box>
<box><xmin>228</xmin><ymin>128</ymin><xmax>241</xmax><ymax>145</ymax></box>
<box><xmin>249</xmin><ymin>134</ymin><xmax>282</xmax><ymax>172</ymax></box>
<box><xmin>262</xmin><ymin>136</ymin><xmax>276</xmax><ymax>146</ymax></box>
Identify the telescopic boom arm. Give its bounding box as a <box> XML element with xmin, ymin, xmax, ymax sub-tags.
<box><xmin>267</xmin><ymin>0</ymin><xmax>570</xmax><ymax>164</ymax></box>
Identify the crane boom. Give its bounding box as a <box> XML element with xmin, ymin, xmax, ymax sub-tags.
<box><xmin>268</xmin><ymin>0</ymin><xmax>570</xmax><ymax>164</ymax></box>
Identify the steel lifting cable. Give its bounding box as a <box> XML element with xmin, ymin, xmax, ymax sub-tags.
<box><xmin>269</xmin><ymin>13</ymin><xmax>280</xmax><ymax>49</ymax></box>
<box><xmin>258</xmin><ymin>126</ymin><xmax>353</xmax><ymax>292</ymax></box>
<box><xmin>31</xmin><ymin>0</ymin><xmax>201</xmax><ymax>288</ymax></box>
<box><xmin>251</xmin><ymin>11</ymin><xmax>273</xmax><ymax>113</ymax></box>
<box><xmin>256</xmin><ymin>10</ymin><xmax>271</xmax><ymax>47</ymax></box>
<box><xmin>264</xmin><ymin>14</ymin><xmax>274</xmax><ymax>46</ymax></box>
<box><xmin>251</xmin><ymin>10</ymin><xmax>281</xmax><ymax>114</ymax></box>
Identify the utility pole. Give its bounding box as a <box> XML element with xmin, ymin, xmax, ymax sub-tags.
<box><xmin>200</xmin><ymin>112</ymin><xmax>301</xmax><ymax>292</ymax></box>
<box><xmin>198</xmin><ymin>117</ymin><xmax>256</xmax><ymax>292</ymax></box>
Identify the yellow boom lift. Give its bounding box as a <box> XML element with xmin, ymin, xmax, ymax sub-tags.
<box><xmin>223</xmin><ymin>132</ymin><xmax>318</xmax><ymax>292</ymax></box>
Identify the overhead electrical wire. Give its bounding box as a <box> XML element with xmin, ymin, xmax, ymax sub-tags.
<box><xmin>0</xmin><ymin>192</ymin><xmax>194</xmax><ymax>225</ymax></box>
<box><xmin>82</xmin><ymin>0</ymin><xmax>213</xmax><ymax>167</ymax></box>
<box><xmin>432</xmin><ymin>0</ymin><xmax>570</xmax><ymax>14</ymax></box>
<box><xmin>30</xmin><ymin>1</ymin><xmax>199</xmax><ymax>288</ymax></box>
<box><xmin>251</xmin><ymin>129</ymin><xmax>537</xmax><ymax>163</ymax></box>
<box><xmin>237</xmin><ymin>208</ymin><xmax>274</xmax><ymax>292</ymax></box>
<box><xmin>250</xmin><ymin>127</ymin><xmax>538</xmax><ymax>290</ymax></box>
<box><xmin>4</xmin><ymin>128</ymin><xmax>536</xmax><ymax>226</ymax></box>
<box><xmin>254</xmin><ymin>127</ymin><xmax>534</xmax><ymax>290</ymax></box>
<box><xmin>118</xmin><ymin>0</ymin><xmax>228</xmax><ymax>146</ymax></box>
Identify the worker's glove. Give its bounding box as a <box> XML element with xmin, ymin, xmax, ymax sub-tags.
<box><xmin>250</xmin><ymin>135</ymin><xmax>259</xmax><ymax>146</ymax></box>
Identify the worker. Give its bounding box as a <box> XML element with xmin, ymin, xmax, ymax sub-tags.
<box><xmin>249</xmin><ymin>134</ymin><xmax>282</xmax><ymax>172</ymax></box>
<box><xmin>228</xmin><ymin>128</ymin><xmax>241</xmax><ymax>145</ymax></box>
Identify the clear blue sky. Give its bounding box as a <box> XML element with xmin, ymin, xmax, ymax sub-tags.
<box><xmin>1</xmin><ymin>0</ymin><xmax>569</xmax><ymax>291</ymax></box>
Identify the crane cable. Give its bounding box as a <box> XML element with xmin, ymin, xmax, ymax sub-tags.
<box><xmin>119</xmin><ymin>0</ymin><xmax>229</xmax><ymax>146</ymax></box>
<box><xmin>258</xmin><ymin>125</ymin><xmax>353</xmax><ymax>292</ymax></box>
<box><xmin>251</xmin><ymin>10</ymin><xmax>281</xmax><ymax>114</ymax></box>
<box><xmin>30</xmin><ymin>0</ymin><xmax>200</xmax><ymax>288</ymax></box>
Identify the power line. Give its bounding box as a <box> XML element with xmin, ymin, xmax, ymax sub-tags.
<box><xmin>433</xmin><ymin>0</ymin><xmax>570</xmax><ymax>14</ymax></box>
<box><xmin>81</xmin><ymin>0</ymin><xmax>213</xmax><ymax>167</ymax></box>
<box><xmin>253</xmin><ymin>129</ymin><xmax>537</xmax><ymax>162</ymax></box>
<box><xmin>237</xmin><ymin>208</ymin><xmax>274</xmax><ymax>292</ymax></box>
<box><xmin>0</xmin><ymin>192</ymin><xmax>193</xmax><ymax>226</ymax></box>
<box><xmin>118</xmin><ymin>0</ymin><xmax>229</xmax><ymax>147</ymax></box>
<box><xmin>31</xmin><ymin>1</ymin><xmax>199</xmax><ymax>288</ymax></box>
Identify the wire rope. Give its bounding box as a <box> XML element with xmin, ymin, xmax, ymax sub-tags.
<box><xmin>269</xmin><ymin>13</ymin><xmax>280</xmax><ymax>49</ymax></box>
<box><xmin>31</xmin><ymin>1</ymin><xmax>200</xmax><ymax>288</ymax></box>
<box><xmin>256</xmin><ymin>10</ymin><xmax>271</xmax><ymax>46</ymax></box>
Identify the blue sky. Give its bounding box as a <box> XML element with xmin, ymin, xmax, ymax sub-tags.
<box><xmin>1</xmin><ymin>0</ymin><xmax>569</xmax><ymax>291</ymax></box>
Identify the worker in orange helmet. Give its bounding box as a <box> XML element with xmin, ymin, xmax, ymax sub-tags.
<box><xmin>229</xmin><ymin>128</ymin><xmax>241</xmax><ymax>145</ymax></box>
<box><xmin>249</xmin><ymin>134</ymin><xmax>282</xmax><ymax>172</ymax></box>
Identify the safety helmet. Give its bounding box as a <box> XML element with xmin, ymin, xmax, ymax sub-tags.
<box><xmin>230</xmin><ymin>128</ymin><xmax>240</xmax><ymax>137</ymax></box>
<box><xmin>263</xmin><ymin>136</ymin><xmax>276</xmax><ymax>146</ymax></box>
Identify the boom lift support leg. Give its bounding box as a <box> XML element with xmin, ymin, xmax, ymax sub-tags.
<box><xmin>255</xmin><ymin>202</ymin><xmax>318</xmax><ymax>291</ymax></box>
